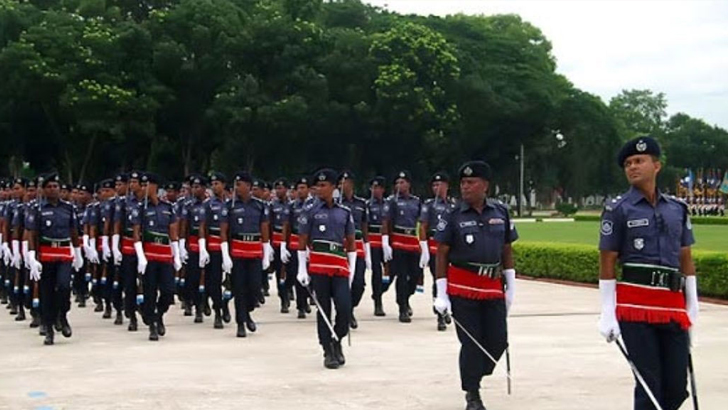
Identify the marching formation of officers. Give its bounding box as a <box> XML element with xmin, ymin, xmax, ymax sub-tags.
<box><xmin>0</xmin><ymin>138</ymin><xmax>704</xmax><ymax>410</ymax></box>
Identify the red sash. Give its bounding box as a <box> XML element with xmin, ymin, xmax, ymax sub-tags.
<box><xmin>143</xmin><ymin>243</ymin><xmax>172</xmax><ymax>263</ymax></box>
<box><xmin>369</xmin><ymin>233</ymin><xmax>382</xmax><ymax>249</ymax></box>
<box><xmin>207</xmin><ymin>235</ymin><xmax>222</xmax><ymax>252</ymax></box>
<box><xmin>288</xmin><ymin>234</ymin><xmax>300</xmax><ymax>251</ymax></box>
<box><xmin>447</xmin><ymin>265</ymin><xmax>504</xmax><ymax>300</ymax></box>
<box><xmin>231</xmin><ymin>240</ymin><xmax>263</xmax><ymax>259</ymax></box>
<box><xmin>427</xmin><ymin>238</ymin><xmax>438</xmax><ymax>255</ymax></box>
<box><xmin>309</xmin><ymin>251</ymin><xmax>349</xmax><ymax>277</ymax></box>
<box><xmin>355</xmin><ymin>239</ymin><xmax>365</xmax><ymax>258</ymax></box>
<box><xmin>121</xmin><ymin>237</ymin><xmax>135</xmax><ymax>255</ymax></box>
<box><xmin>39</xmin><ymin>246</ymin><xmax>73</xmax><ymax>263</ymax></box>
<box><xmin>272</xmin><ymin>231</ymin><xmax>284</xmax><ymax>248</ymax></box>
<box><xmin>392</xmin><ymin>233</ymin><xmax>419</xmax><ymax>252</ymax></box>
<box><xmin>188</xmin><ymin>235</ymin><xmax>200</xmax><ymax>252</ymax></box>
<box><xmin>616</xmin><ymin>283</ymin><xmax>690</xmax><ymax>330</ymax></box>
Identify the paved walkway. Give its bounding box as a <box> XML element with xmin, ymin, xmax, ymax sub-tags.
<box><xmin>1</xmin><ymin>279</ymin><xmax>726</xmax><ymax>410</ymax></box>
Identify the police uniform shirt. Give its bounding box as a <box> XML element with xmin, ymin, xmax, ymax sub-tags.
<box><xmin>340</xmin><ymin>196</ymin><xmax>368</xmax><ymax>233</ymax></box>
<box><xmin>599</xmin><ymin>187</ymin><xmax>694</xmax><ymax>269</ymax></box>
<box><xmin>383</xmin><ymin>194</ymin><xmax>421</xmax><ymax>229</ymax></box>
<box><xmin>181</xmin><ymin>197</ymin><xmax>206</xmax><ymax>236</ymax></box>
<box><xmin>434</xmin><ymin>199</ymin><xmax>518</xmax><ymax>264</ymax></box>
<box><xmin>83</xmin><ymin>202</ymin><xmax>99</xmax><ymax>230</ymax></box>
<box><xmin>299</xmin><ymin>201</ymin><xmax>354</xmax><ymax>245</ymax></box>
<box><xmin>226</xmin><ymin>197</ymin><xmax>269</xmax><ymax>236</ymax></box>
<box><xmin>25</xmin><ymin>199</ymin><xmax>77</xmax><ymax>239</ymax></box>
<box><xmin>366</xmin><ymin>197</ymin><xmax>385</xmax><ymax>230</ymax></box>
<box><xmin>12</xmin><ymin>201</ymin><xmax>29</xmax><ymax>231</ymax></box>
<box><xmin>289</xmin><ymin>198</ymin><xmax>309</xmax><ymax>235</ymax></box>
<box><xmin>75</xmin><ymin>203</ymin><xmax>86</xmax><ymax>235</ymax></box>
<box><xmin>204</xmin><ymin>196</ymin><xmax>227</xmax><ymax>237</ymax></box>
<box><xmin>420</xmin><ymin>197</ymin><xmax>458</xmax><ymax>237</ymax></box>
<box><xmin>130</xmin><ymin>200</ymin><xmax>177</xmax><ymax>237</ymax></box>
<box><xmin>270</xmin><ymin>197</ymin><xmax>290</xmax><ymax>232</ymax></box>
<box><xmin>114</xmin><ymin>196</ymin><xmax>141</xmax><ymax>237</ymax></box>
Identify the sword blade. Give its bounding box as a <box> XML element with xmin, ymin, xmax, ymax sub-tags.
<box><xmin>305</xmin><ymin>284</ymin><xmax>339</xmax><ymax>342</ymax></box>
<box><xmin>688</xmin><ymin>352</ymin><xmax>699</xmax><ymax>410</ymax></box>
<box><xmin>451</xmin><ymin>315</ymin><xmax>512</xmax><ymax>382</ymax></box>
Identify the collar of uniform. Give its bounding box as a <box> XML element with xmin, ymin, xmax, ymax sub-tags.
<box><xmin>459</xmin><ymin>198</ymin><xmax>494</xmax><ymax>213</ymax></box>
<box><xmin>627</xmin><ymin>186</ymin><xmax>669</xmax><ymax>205</ymax></box>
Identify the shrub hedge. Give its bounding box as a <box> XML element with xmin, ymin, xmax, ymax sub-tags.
<box><xmin>513</xmin><ymin>242</ymin><xmax>728</xmax><ymax>299</ymax></box>
<box><xmin>573</xmin><ymin>215</ymin><xmax>728</xmax><ymax>225</ymax></box>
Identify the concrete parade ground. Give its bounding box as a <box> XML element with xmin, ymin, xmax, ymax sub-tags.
<box><xmin>1</xmin><ymin>278</ymin><xmax>726</xmax><ymax>410</ymax></box>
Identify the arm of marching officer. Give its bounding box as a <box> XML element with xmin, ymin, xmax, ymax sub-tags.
<box><xmin>433</xmin><ymin>210</ymin><xmax>452</xmax><ymax>315</ymax></box>
<box><xmin>131</xmin><ymin>213</ymin><xmax>147</xmax><ymax>274</ymax></box>
<box><xmin>170</xmin><ymin>213</ymin><xmax>182</xmax><ymax>271</ymax></box>
<box><xmin>70</xmin><ymin>209</ymin><xmax>83</xmax><ymax>271</ymax></box>
<box><xmin>362</xmin><ymin>209</ymin><xmax>371</xmax><ymax>270</ymax></box>
<box><xmin>345</xmin><ymin>211</ymin><xmax>357</xmax><ymax>285</ymax></box>
<box><xmin>680</xmin><ymin>204</ymin><xmax>698</xmax><ymax>340</ymax></box>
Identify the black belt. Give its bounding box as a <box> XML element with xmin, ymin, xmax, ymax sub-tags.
<box><xmin>143</xmin><ymin>232</ymin><xmax>170</xmax><ymax>245</ymax></box>
<box><xmin>451</xmin><ymin>261</ymin><xmax>502</xmax><ymax>279</ymax></box>
<box><xmin>621</xmin><ymin>264</ymin><xmax>685</xmax><ymax>292</ymax></box>
<box><xmin>40</xmin><ymin>237</ymin><xmax>71</xmax><ymax>247</ymax></box>
<box><xmin>393</xmin><ymin>226</ymin><xmax>416</xmax><ymax>236</ymax></box>
<box><xmin>311</xmin><ymin>240</ymin><xmax>345</xmax><ymax>256</ymax></box>
<box><xmin>355</xmin><ymin>230</ymin><xmax>363</xmax><ymax>240</ymax></box>
<box><xmin>232</xmin><ymin>233</ymin><xmax>261</xmax><ymax>241</ymax></box>
<box><xmin>369</xmin><ymin>225</ymin><xmax>382</xmax><ymax>234</ymax></box>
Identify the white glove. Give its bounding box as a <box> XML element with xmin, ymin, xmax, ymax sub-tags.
<box><xmin>82</xmin><ymin>234</ymin><xmax>91</xmax><ymax>256</ymax></box>
<box><xmin>28</xmin><ymin>250</ymin><xmax>42</xmax><ymax>281</ymax></box>
<box><xmin>134</xmin><ymin>241</ymin><xmax>148</xmax><ymax>275</ymax></box>
<box><xmin>418</xmin><ymin>240</ymin><xmax>430</xmax><ymax>268</ymax></box>
<box><xmin>347</xmin><ymin>251</ymin><xmax>357</xmax><ymax>287</ymax></box>
<box><xmin>685</xmin><ymin>275</ymin><xmax>699</xmax><ymax>346</ymax></box>
<box><xmin>11</xmin><ymin>240</ymin><xmax>21</xmax><ymax>269</ymax></box>
<box><xmin>198</xmin><ymin>238</ymin><xmax>210</xmax><ymax>268</ymax></box>
<box><xmin>433</xmin><ymin>278</ymin><xmax>451</xmax><ymax>315</ymax></box>
<box><xmin>296</xmin><ymin>250</ymin><xmax>310</xmax><ymax>286</ymax></box>
<box><xmin>598</xmin><ymin>279</ymin><xmax>620</xmax><ymax>343</ymax></box>
<box><xmin>280</xmin><ymin>242</ymin><xmax>291</xmax><ymax>264</ymax></box>
<box><xmin>221</xmin><ymin>242</ymin><xmax>233</xmax><ymax>274</ymax></box>
<box><xmin>262</xmin><ymin>241</ymin><xmax>273</xmax><ymax>270</ymax></box>
<box><xmin>1</xmin><ymin>238</ymin><xmax>10</xmax><ymax>265</ymax></box>
<box><xmin>101</xmin><ymin>235</ymin><xmax>111</xmax><ymax>261</ymax></box>
<box><xmin>179</xmin><ymin>238</ymin><xmax>188</xmax><ymax>262</ymax></box>
<box><xmin>88</xmin><ymin>238</ymin><xmax>100</xmax><ymax>264</ymax></box>
<box><xmin>72</xmin><ymin>247</ymin><xmax>84</xmax><ymax>271</ymax></box>
<box><xmin>504</xmin><ymin>268</ymin><xmax>516</xmax><ymax>315</ymax></box>
<box><xmin>22</xmin><ymin>240</ymin><xmax>30</xmax><ymax>268</ymax></box>
<box><xmin>172</xmin><ymin>241</ymin><xmax>183</xmax><ymax>271</ymax></box>
<box><xmin>364</xmin><ymin>242</ymin><xmax>372</xmax><ymax>271</ymax></box>
<box><xmin>112</xmin><ymin>234</ymin><xmax>123</xmax><ymax>266</ymax></box>
<box><xmin>382</xmin><ymin>234</ymin><xmax>393</xmax><ymax>262</ymax></box>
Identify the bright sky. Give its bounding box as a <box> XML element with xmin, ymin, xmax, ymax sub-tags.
<box><xmin>364</xmin><ymin>0</ymin><xmax>728</xmax><ymax>129</ymax></box>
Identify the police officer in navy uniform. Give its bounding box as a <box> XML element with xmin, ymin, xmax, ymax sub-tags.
<box><xmin>26</xmin><ymin>173</ymin><xmax>85</xmax><ymax>345</ymax></box>
<box><xmin>598</xmin><ymin>136</ymin><xmax>699</xmax><ymax>410</ymax></box>
<box><xmin>179</xmin><ymin>174</ymin><xmax>208</xmax><ymax>322</ymax></box>
<box><xmin>199</xmin><ymin>172</ymin><xmax>232</xmax><ymax>328</ymax></box>
<box><xmin>10</xmin><ymin>177</ymin><xmax>37</xmax><ymax>322</ymax></box>
<box><xmin>269</xmin><ymin>177</ymin><xmax>293</xmax><ymax>314</ymax></box>
<box><xmin>381</xmin><ymin>170</ymin><xmax>423</xmax><ymax>323</ymax></box>
<box><xmin>420</xmin><ymin>171</ymin><xmax>458</xmax><ymax>331</ymax></box>
<box><xmin>338</xmin><ymin>171</ymin><xmax>370</xmax><ymax>329</ymax></box>
<box><xmin>366</xmin><ymin>176</ymin><xmax>388</xmax><ymax>317</ymax></box>
<box><xmin>220</xmin><ymin>171</ymin><xmax>273</xmax><ymax>338</ymax></box>
<box><xmin>287</xmin><ymin>176</ymin><xmax>312</xmax><ymax>319</ymax></box>
<box><xmin>433</xmin><ymin>161</ymin><xmax>518</xmax><ymax>410</ymax></box>
<box><xmin>74</xmin><ymin>183</ymin><xmax>94</xmax><ymax>308</ymax></box>
<box><xmin>296</xmin><ymin>168</ymin><xmax>357</xmax><ymax>369</ymax></box>
<box><xmin>0</xmin><ymin>181</ymin><xmax>10</xmax><ymax>305</ymax></box>
<box><xmin>131</xmin><ymin>172</ymin><xmax>182</xmax><ymax>341</ymax></box>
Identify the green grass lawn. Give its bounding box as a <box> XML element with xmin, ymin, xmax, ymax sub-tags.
<box><xmin>515</xmin><ymin>221</ymin><xmax>727</xmax><ymax>253</ymax></box>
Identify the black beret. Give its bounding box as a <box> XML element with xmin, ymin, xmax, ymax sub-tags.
<box><xmin>458</xmin><ymin>161</ymin><xmax>492</xmax><ymax>181</ymax></box>
<box><xmin>40</xmin><ymin>173</ymin><xmax>60</xmax><ymax>188</ymax></box>
<box><xmin>369</xmin><ymin>176</ymin><xmax>386</xmax><ymax>187</ymax></box>
<box><xmin>617</xmin><ymin>136</ymin><xmax>661</xmax><ymax>166</ymax></box>
<box><xmin>263</xmin><ymin>181</ymin><xmax>272</xmax><ymax>190</ymax></box>
<box><xmin>99</xmin><ymin>179</ymin><xmax>114</xmax><ymax>189</ymax></box>
<box><xmin>431</xmin><ymin>171</ymin><xmax>450</xmax><ymax>184</ymax></box>
<box><xmin>60</xmin><ymin>183</ymin><xmax>70</xmax><ymax>191</ymax></box>
<box><xmin>295</xmin><ymin>176</ymin><xmax>310</xmax><ymax>187</ymax></box>
<box><xmin>189</xmin><ymin>174</ymin><xmax>207</xmax><ymax>186</ymax></box>
<box><xmin>314</xmin><ymin>168</ymin><xmax>338</xmax><ymax>184</ymax></box>
<box><xmin>234</xmin><ymin>171</ymin><xmax>253</xmax><ymax>183</ymax></box>
<box><xmin>141</xmin><ymin>172</ymin><xmax>161</xmax><ymax>185</ymax></box>
<box><xmin>338</xmin><ymin>170</ymin><xmax>355</xmax><ymax>181</ymax></box>
<box><xmin>165</xmin><ymin>181</ymin><xmax>181</xmax><ymax>191</ymax></box>
<box><xmin>209</xmin><ymin>172</ymin><xmax>227</xmax><ymax>184</ymax></box>
<box><xmin>129</xmin><ymin>170</ymin><xmax>143</xmax><ymax>181</ymax></box>
<box><xmin>393</xmin><ymin>170</ymin><xmax>411</xmax><ymax>183</ymax></box>
<box><xmin>14</xmin><ymin>177</ymin><xmax>29</xmax><ymax>188</ymax></box>
<box><xmin>115</xmin><ymin>173</ymin><xmax>129</xmax><ymax>183</ymax></box>
<box><xmin>273</xmin><ymin>178</ymin><xmax>288</xmax><ymax>188</ymax></box>
<box><xmin>76</xmin><ymin>183</ymin><xmax>93</xmax><ymax>194</ymax></box>
<box><xmin>252</xmin><ymin>179</ymin><xmax>263</xmax><ymax>188</ymax></box>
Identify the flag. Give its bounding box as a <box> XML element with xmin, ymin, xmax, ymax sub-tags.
<box><xmin>720</xmin><ymin>171</ymin><xmax>728</xmax><ymax>194</ymax></box>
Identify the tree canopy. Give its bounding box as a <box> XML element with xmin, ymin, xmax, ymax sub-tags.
<box><xmin>1</xmin><ymin>0</ymin><xmax>726</xmax><ymax>201</ymax></box>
